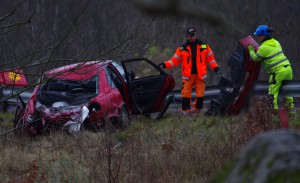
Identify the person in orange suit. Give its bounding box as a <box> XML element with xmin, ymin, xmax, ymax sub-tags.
<box><xmin>159</xmin><ymin>27</ymin><xmax>221</xmax><ymax>115</ymax></box>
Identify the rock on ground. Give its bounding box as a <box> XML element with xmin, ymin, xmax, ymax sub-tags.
<box><xmin>211</xmin><ymin>130</ymin><xmax>300</xmax><ymax>183</ymax></box>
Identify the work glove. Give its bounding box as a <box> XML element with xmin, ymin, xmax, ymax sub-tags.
<box><xmin>214</xmin><ymin>67</ymin><xmax>222</xmax><ymax>77</ymax></box>
<box><xmin>247</xmin><ymin>44</ymin><xmax>255</xmax><ymax>52</ymax></box>
<box><xmin>158</xmin><ymin>62</ymin><xmax>166</xmax><ymax>69</ymax></box>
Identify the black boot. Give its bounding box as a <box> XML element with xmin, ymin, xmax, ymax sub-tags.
<box><xmin>195</xmin><ymin>97</ymin><xmax>203</xmax><ymax>110</ymax></box>
<box><xmin>182</xmin><ymin>97</ymin><xmax>191</xmax><ymax>111</ymax></box>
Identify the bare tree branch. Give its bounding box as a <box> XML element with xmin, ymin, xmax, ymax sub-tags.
<box><xmin>128</xmin><ymin>0</ymin><xmax>245</xmax><ymax>35</ymax></box>
<box><xmin>0</xmin><ymin>15</ymin><xmax>32</xmax><ymax>30</ymax></box>
<box><xmin>0</xmin><ymin>1</ymin><xmax>23</xmax><ymax>22</ymax></box>
<box><xmin>93</xmin><ymin>15</ymin><xmax>161</xmax><ymax>60</ymax></box>
<box><xmin>38</xmin><ymin>0</ymin><xmax>92</xmax><ymax>78</ymax></box>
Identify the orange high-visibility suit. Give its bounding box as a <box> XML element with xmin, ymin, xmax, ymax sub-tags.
<box><xmin>164</xmin><ymin>39</ymin><xmax>219</xmax><ymax>111</ymax></box>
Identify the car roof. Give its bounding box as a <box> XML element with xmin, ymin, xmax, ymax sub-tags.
<box><xmin>45</xmin><ymin>60</ymin><xmax>113</xmax><ymax>81</ymax></box>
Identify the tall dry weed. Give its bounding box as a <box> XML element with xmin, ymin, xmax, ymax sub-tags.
<box><xmin>238</xmin><ymin>96</ymin><xmax>280</xmax><ymax>144</ymax></box>
<box><xmin>8</xmin><ymin>160</ymin><xmax>47</xmax><ymax>183</ymax></box>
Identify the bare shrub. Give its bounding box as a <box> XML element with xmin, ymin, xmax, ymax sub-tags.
<box><xmin>9</xmin><ymin>160</ymin><xmax>47</xmax><ymax>183</ymax></box>
<box><xmin>237</xmin><ymin>96</ymin><xmax>280</xmax><ymax>144</ymax></box>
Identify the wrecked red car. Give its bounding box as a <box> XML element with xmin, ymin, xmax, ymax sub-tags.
<box><xmin>15</xmin><ymin>58</ymin><xmax>175</xmax><ymax>135</ymax></box>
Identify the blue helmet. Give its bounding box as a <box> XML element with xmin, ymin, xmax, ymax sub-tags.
<box><xmin>254</xmin><ymin>25</ymin><xmax>273</xmax><ymax>36</ymax></box>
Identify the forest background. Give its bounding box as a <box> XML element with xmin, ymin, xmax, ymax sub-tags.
<box><xmin>1</xmin><ymin>0</ymin><xmax>299</xmax><ymax>88</ymax></box>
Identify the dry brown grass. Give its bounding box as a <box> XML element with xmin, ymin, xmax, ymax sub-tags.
<box><xmin>0</xmin><ymin>105</ymin><xmax>299</xmax><ymax>183</ymax></box>
<box><xmin>0</xmin><ymin>115</ymin><xmax>242</xmax><ymax>183</ymax></box>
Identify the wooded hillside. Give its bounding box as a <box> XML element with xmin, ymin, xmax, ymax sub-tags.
<box><xmin>1</xmin><ymin>0</ymin><xmax>299</xmax><ymax>86</ymax></box>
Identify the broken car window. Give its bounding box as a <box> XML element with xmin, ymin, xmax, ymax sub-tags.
<box><xmin>123</xmin><ymin>60</ymin><xmax>161</xmax><ymax>80</ymax></box>
<box><xmin>37</xmin><ymin>76</ymin><xmax>99</xmax><ymax>106</ymax></box>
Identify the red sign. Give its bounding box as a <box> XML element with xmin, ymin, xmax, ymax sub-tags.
<box><xmin>0</xmin><ymin>68</ymin><xmax>27</xmax><ymax>86</ymax></box>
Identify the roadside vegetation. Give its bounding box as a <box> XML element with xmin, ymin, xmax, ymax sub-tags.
<box><xmin>1</xmin><ymin>99</ymin><xmax>299</xmax><ymax>183</ymax></box>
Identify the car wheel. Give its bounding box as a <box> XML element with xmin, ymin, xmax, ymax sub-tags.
<box><xmin>116</xmin><ymin>106</ymin><xmax>130</xmax><ymax>129</ymax></box>
<box><xmin>91</xmin><ymin>120</ymin><xmax>105</xmax><ymax>133</ymax></box>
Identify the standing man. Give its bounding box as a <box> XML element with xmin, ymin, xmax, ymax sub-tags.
<box><xmin>248</xmin><ymin>25</ymin><xmax>294</xmax><ymax>113</ymax></box>
<box><xmin>159</xmin><ymin>27</ymin><xmax>221</xmax><ymax>115</ymax></box>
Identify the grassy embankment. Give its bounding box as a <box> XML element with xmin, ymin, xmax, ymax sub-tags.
<box><xmin>0</xmin><ymin>103</ymin><xmax>299</xmax><ymax>183</ymax></box>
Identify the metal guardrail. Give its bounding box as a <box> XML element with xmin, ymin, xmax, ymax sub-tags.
<box><xmin>170</xmin><ymin>85</ymin><xmax>223</xmax><ymax>104</ymax></box>
<box><xmin>171</xmin><ymin>80</ymin><xmax>300</xmax><ymax>103</ymax></box>
<box><xmin>0</xmin><ymin>87</ymin><xmax>33</xmax><ymax>104</ymax></box>
<box><xmin>1</xmin><ymin>80</ymin><xmax>300</xmax><ymax>110</ymax></box>
<box><xmin>252</xmin><ymin>80</ymin><xmax>300</xmax><ymax>97</ymax></box>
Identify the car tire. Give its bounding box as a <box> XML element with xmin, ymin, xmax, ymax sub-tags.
<box><xmin>90</xmin><ymin>120</ymin><xmax>105</xmax><ymax>133</ymax></box>
<box><xmin>116</xmin><ymin>106</ymin><xmax>130</xmax><ymax>129</ymax></box>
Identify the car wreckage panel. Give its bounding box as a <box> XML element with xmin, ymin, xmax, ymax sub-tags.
<box><xmin>206</xmin><ymin>35</ymin><xmax>260</xmax><ymax>115</ymax></box>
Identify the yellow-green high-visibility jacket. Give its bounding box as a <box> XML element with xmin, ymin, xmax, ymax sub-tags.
<box><xmin>249</xmin><ymin>38</ymin><xmax>290</xmax><ymax>74</ymax></box>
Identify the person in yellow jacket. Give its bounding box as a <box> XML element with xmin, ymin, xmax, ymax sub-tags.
<box><xmin>159</xmin><ymin>27</ymin><xmax>221</xmax><ymax>115</ymax></box>
<box><xmin>248</xmin><ymin>25</ymin><xmax>294</xmax><ymax>112</ymax></box>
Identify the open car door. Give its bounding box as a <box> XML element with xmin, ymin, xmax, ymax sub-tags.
<box><xmin>121</xmin><ymin>58</ymin><xmax>175</xmax><ymax>114</ymax></box>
